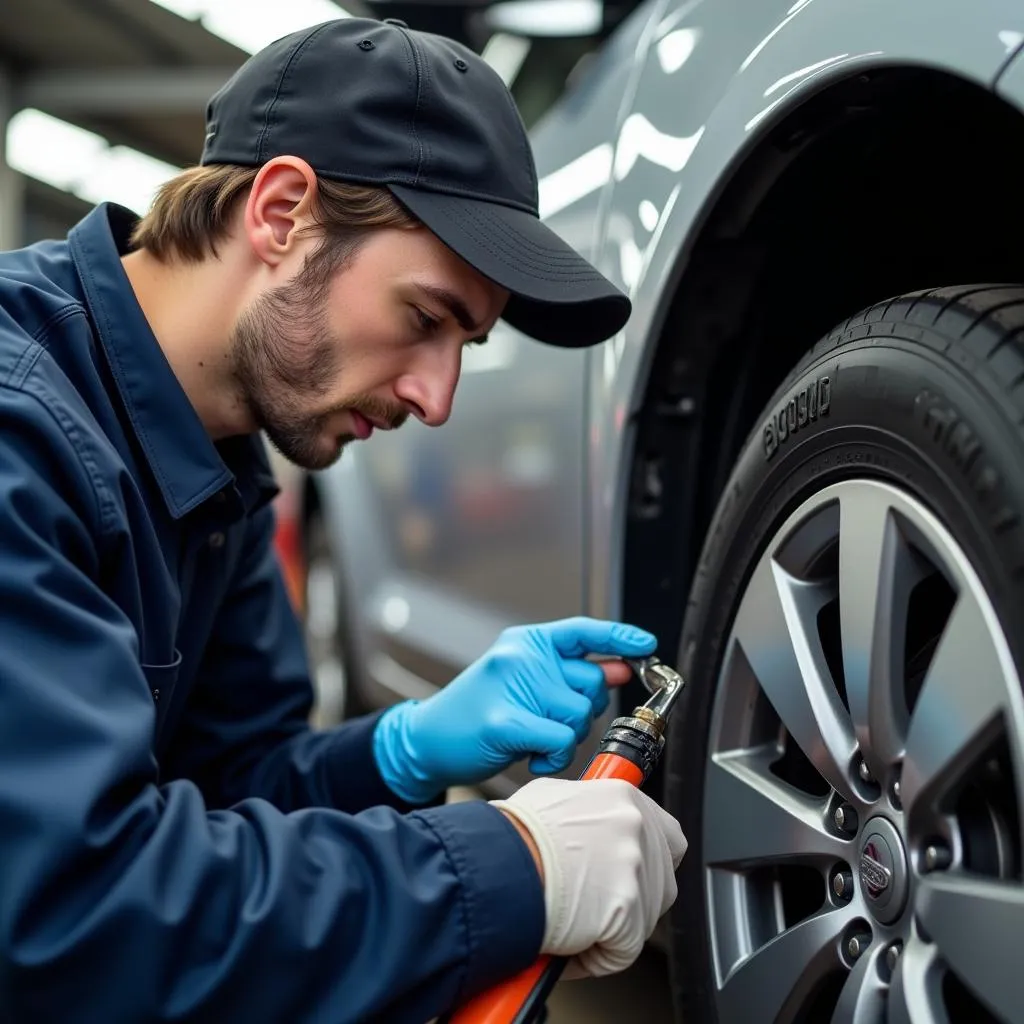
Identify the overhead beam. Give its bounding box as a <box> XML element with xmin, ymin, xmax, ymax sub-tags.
<box><xmin>18</xmin><ymin>69</ymin><xmax>239</xmax><ymax>115</ymax></box>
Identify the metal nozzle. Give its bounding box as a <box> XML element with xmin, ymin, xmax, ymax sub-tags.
<box><xmin>624</xmin><ymin>656</ymin><xmax>686</xmax><ymax>725</ymax></box>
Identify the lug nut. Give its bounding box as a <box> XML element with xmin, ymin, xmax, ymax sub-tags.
<box><xmin>923</xmin><ymin>842</ymin><xmax>952</xmax><ymax>872</ymax></box>
<box><xmin>885</xmin><ymin>941</ymin><xmax>903</xmax><ymax>975</ymax></box>
<box><xmin>858</xmin><ymin>758</ymin><xmax>874</xmax><ymax>783</ymax></box>
<box><xmin>847</xmin><ymin>933</ymin><xmax>871</xmax><ymax>961</ymax></box>
<box><xmin>833</xmin><ymin>804</ymin><xmax>858</xmax><ymax>835</ymax></box>
<box><xmin>891</xmin><ymin>776</ymin><xmax>902</xmax><ymax>810</ymax></box>
<box><xmin>832</xmin><ymin>869</ymin><xmax>854</xmax><ymax>901</ymax></box>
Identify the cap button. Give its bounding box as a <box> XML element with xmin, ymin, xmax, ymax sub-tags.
<box><xmin>383</xmin><ymin>17</ymin><xmax>408</xmax><ymax>27</ymax></box>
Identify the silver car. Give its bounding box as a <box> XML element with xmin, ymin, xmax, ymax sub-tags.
<box><xmin>298</xmin><ymin>1</ymin><xmax>1024</xmax><ymax>1020</ymax></box>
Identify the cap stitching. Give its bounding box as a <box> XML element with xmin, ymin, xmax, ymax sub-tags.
<box><xmin>329</xmin><ymin>171</ymin><xmax>534</xmax><ymax>205</ymax></box>
<box><xmin>396</xmin><ymin>27</ymin><xmax>426</xmax><ymax>183</ymax></box>
<box><xmin>507</xmin><ymin>101</ymin><xmax>537</xmax><ymax>198</ymax></box>
<box><xmin>255</xmin><ymin>23</ymin><xmax>334</xmax><ymax>164</ymax></box>
<box><xmin>409</xmin><ymin>34</ymin><xmax>434</xmax><ymax>181</ymax></box>
<box><xmin>446</xmin><ymin>203</ymin><xmax>602</xmax><ymax>273</ymax></box>
<box><xmin>451</xmin><ymin>229</ymin><xmax>605</xmax><ymax>280</ymax></box>
<box><xmin>395</xmin><ymin>38</ymin><xmax>418</xmax><ymax>177</ymax></box>
<box><xmin>392</xmin><ymin>182</ymin><xmax>536</xmax><ymax>217</ymax></box>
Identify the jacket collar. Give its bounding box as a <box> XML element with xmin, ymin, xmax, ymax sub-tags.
<box><xmin>68</xmin><ymin>203</ymin><xmax>278</xmax><ymax>519</ymax></box>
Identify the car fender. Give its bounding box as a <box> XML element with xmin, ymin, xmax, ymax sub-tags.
<box><xmin>582</xmin><ymin>0</ymin><xmax>1024</xmax><ymax>620</ymax></box>
<box><xmin>996</xmin><ymin>32</ymin><xmax>1024</xmax><ymax>110</ymax></box>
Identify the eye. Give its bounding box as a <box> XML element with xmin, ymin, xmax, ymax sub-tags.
<box><xmin>413</xmin><ymin>307</ymin><xmax>441</xmax><ymax>334</ymax></box>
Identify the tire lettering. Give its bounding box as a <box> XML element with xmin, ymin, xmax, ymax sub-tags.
<box><xmin>948</xmin><ymin>421</ymin><xmax>981</xmax><ymax>472</ymax></box>
<box><xmin>763</xmin><ymin>376</ymin><xmax>831</xmax><ymax>461</ymax></box>
<box><xmin>917</xmin><ymin>390</ymin><xmax>1019</xmax><ymax>533</ymax></box>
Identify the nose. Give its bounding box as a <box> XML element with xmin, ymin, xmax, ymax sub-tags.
<box><xmin>393</xmin><ymin>347</ymin><xmax>461</xmax><ymax>427</ymax></box>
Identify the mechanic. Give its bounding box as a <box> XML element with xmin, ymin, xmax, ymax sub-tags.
<box><xmin>0</xmin><ymin>15</ymin><xmax>686</xmax><ymax>1024</ymax></box>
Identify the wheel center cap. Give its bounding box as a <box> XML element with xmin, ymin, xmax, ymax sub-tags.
<box><xmin>858</xmin><ymin>817</ymin><xmax>908</xmax><ymax>923</ymax></box>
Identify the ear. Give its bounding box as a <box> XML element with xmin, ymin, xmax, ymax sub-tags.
<box><xmin>243</xmin><ymin>156</ymin><xmax>319</xmax><ymax>268</ymax></box>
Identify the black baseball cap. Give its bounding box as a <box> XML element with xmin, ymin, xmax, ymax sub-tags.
<box><xmin>200</xmin><ymin>15</ymin><xmax>630</xmax><ymax>348</ymax></box>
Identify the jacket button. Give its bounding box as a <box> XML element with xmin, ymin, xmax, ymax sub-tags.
<box><xmin>209</xmin><ymin>531</ymin><xmax>225</xmax><ymax>549</ymax></box>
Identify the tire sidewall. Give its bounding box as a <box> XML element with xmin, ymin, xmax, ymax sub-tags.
<box><xmin>666</xmin><ymin>330</ymin><xmax>1024</xmax><ymax>1021</ymax></box>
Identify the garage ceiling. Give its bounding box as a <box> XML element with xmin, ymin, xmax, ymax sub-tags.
<box><xmin>1</xmin><ymin>0</ymin><xmax>639</xmax><ymax>240</ymax></box>
<box><xmin>0</xmin><ymin>0</ymin><xmax>522</xmax><ymax>169</ymax></box>
<box><xmin>3</xmin><ymin>0</ymin><xmax>324</xmax><ymax>168</ymax></box>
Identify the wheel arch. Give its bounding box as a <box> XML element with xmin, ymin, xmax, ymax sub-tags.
<box><xmin>615</xmin><ymin>64</ymin><xmax>1024</xmax><ymax>698</ymax></box>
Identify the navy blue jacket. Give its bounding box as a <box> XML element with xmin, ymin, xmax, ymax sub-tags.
<box><xmin>0</xmin><ymin>204</ymin><xmax>544</xmax><ymax>1022</ymax></box>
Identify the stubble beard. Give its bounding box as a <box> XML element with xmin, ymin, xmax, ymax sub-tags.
<box><xmin>230</xmin><ymin>276</ymin><xmax>408</xmax><ymax>471</ymax></box>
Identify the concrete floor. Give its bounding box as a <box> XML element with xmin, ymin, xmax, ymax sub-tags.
<box><xmin>544</xmin><ymin>946</ymin><xmax>675</xmax><ymax>1023</ymax></box>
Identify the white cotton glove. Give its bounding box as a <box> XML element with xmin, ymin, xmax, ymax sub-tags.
<box><xmin>491</xmin><ymin>777</ymin><xmax>687</xmax><ymax>979</ymax></box>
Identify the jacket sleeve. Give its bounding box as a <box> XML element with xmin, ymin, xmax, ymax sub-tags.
<box><xmin>0</xmin><ymin>381</ymin><xmax>545</xmax><ymax>1023</ymax></box>
<box><xmin>160</xmin><ymin>498</ymin><xmax>435</xmax><ymax>816</ymax></box>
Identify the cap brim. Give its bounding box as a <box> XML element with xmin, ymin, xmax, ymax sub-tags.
<box><xmin>389</xmin><ymin>184</ymin><xmax>630</xmax><ymax>348</ymax></box>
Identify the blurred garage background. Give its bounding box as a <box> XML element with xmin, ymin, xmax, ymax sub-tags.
<box><xmin>0</xmin><ymin>1</ymin><xmax>673</xmax><ymax>1019</ymax></box>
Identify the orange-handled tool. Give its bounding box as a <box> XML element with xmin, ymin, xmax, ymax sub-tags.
<box><xmin>439</xmin><ymin>657</ymin><xmax>686</xmax><ymax>1024</ymax></box>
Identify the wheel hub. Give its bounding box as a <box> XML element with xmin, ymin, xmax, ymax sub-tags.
<box><xmin>857</xmin><ymin>817</ymin><xmax>908</xmax><ymax>924</ymax></box>
<box><xmin>700</xmin><ymin>477</ymin><xmax>1024</xmax><ymax>1023</ymax></box>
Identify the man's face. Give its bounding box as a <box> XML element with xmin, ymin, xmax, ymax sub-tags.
<box><xmin>230</xmin><ymin>225</ymin><xmax>509</xmax><ymax>470</ymax></box>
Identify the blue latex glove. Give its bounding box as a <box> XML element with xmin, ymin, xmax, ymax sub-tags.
<box><xmin>372</xmin><ymin>617</ymin><xmax>658</xmax><ymax>804</ymax></box>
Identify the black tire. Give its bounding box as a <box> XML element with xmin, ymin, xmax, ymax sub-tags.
<box><xmin>666</xmin><ymin>285</ymin><xmax>1024</xmax><ymax>1024</ymax></box>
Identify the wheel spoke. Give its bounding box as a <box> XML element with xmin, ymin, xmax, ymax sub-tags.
<box><xmin>705</xmin><ymin>751</ymin><xmax>848</xmax><ymax>867</ymax></box>
<box><xmin>916</xmin><ymin>873</ymin><xmax>1024</xmax><ymax>1022</ymax></box>
<box><xmin>838</xmin><ymin>486</ymin><xmax>923</xmax><ymax>775</ymax></box>
<box><xmin>901</xmin><ymin>591</ymin><xmax>1009</xmax><ymax>816</ymax></box>
<box><xmin>733</xmin><ymin>556</ymin><xmax>857</xmax><ymax>800</ymax></box>
<box><xmin>830</xmin><ymin>946</ymin><xmax>886</xmax><ymax>1024</ymax></box>
<box><xmin>888</xmin><ymin>937</ymin><xmax>947</xmax><ymax>1024</ymax></box>
<box><xmin>718</xmin><ymin>906</ymin><xmax>852</xmax><ymax>1023</ymax></box>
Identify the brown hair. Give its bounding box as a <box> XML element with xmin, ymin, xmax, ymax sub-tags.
<box><xmin>129</xmin><ymin>164</ymin><xmax>417</xmax><ymax>266</ymax></box>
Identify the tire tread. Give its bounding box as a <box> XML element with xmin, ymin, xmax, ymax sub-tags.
<box><xmin>774</xmin><ymin>285</ymin><xmax>1024</xmax><ymax>427</ymax></box>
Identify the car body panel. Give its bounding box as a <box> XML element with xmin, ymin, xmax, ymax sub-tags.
<box><xmin>308</xmin><ymin>0</ymin><xmax>1024</xmax><ymax>794</ymax></box>
<box><xmin>996</xmin><ymin>33</ymin><xmax>1024</xmax><ymax>109</ymax></box>
<box><xmin>584</xmin><ymin>0</ymin><xmax>1024</xmax><ymax>627</ymax></box>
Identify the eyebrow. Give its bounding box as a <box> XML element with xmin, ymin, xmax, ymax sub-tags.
<box><xmin>416</xmin><ymin>284</ymin><xmax>489</xmax><ymax>343</ymax></box>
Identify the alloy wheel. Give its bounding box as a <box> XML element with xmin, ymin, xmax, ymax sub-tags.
<box><xmin>704</xmin><ymin>479</ymin><xmax>1024</xmax><ymax>1023</ymax></box>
